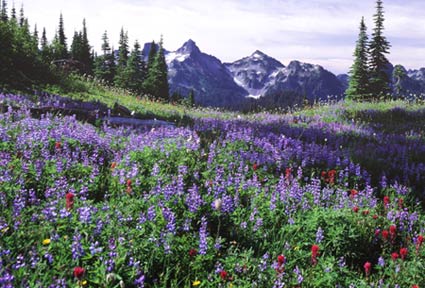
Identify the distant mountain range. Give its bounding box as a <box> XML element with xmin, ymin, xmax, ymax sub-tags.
<box><xmin>142</xmin><ymin>40</ymin><xmax>425</xmax><ymax>108</ymax></box>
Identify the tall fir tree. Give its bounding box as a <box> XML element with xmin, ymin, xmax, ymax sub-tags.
<box><xmin>0</xmin><ymin>0</ymin><xmax>8</xmax><ymax>22</ymax></box>
<box><xmin>80</xmin><ymin>19</ymin><xmax>92</xmax><ymax>74</ymax></box>
<box><xmin>369</xmin><ymin>0</ymin><xmax>391</xmax><ymax>98</ymax></box>
<box><xmin>143</xmin><ymin>36</ymin><xmax>169</xmax><ymax>101</ymax></box>
<box><xmin>56</xmin><ymin>13</ymin><xmax>68</xmax><ymax>59</ymax></box>
<box><xmin>146</xmin><ymin>40</ymin><xmax>157</xmax><ymax>72</ymax></box>
<box><xmin>121</xmin><ymin>40</ymin><xmax>145</xmax><ymax>94</ymax></box>
<box><xmin>70</xmin><ymin>31</ymin><xmax>82</xmax><ymax>60</ymax></box>
<box><xmin>114</xmin><ymin>27</ymin><xmax>129</xmax><ymax>87</ymax></box>
<box><xmin>346</xmin><ymin>17</ymin><xmax>370</xmax><ymax>100</ymax></box>
<box><xmin>94</xmin><ymin>31</ymin><xmax>115</xmax><ymax>83</ymax></box>
<box><xmin>18</xmin><ymin>4</ymin><xmax>24</xmax><ymax>27</ymax></box>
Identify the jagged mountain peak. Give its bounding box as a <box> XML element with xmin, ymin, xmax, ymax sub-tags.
<box><xmin>177</xmin><ymin>39</ymin><xmax>201</xmax><ymax>55</ymax></box>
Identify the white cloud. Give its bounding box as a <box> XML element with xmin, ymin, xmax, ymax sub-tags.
<box><xmin>22</xmin><ymin>0</ymin><xmax>425</xmax><ymax>74</ymax></box>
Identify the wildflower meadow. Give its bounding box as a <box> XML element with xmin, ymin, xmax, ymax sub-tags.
<box><xmin>1</xmin><ymin>92</ymin><xmax>425</xmax><ymax>287</ymax></box>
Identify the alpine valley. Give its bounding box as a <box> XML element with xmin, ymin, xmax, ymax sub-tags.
<box><xmin>143</xmin><ymin>40</ymin><xmax>425</xmax><ymax>108</ymax></box>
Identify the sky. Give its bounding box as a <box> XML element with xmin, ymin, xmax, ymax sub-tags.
<box><xmin>20</xmin><ymin>0</ymin><xmax>425</xmax><ymax>74</ymax></box>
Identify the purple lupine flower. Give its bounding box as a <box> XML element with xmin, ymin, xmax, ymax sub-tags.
<box><xmin>147</xmin><ymin>206</ymin><xmax>156</xmax><ymax>221</ymax></box>
<box><xmin>186</xmin><ymin>184</ymin><xmax>203</xmax><ymax>213</ymax></box>
<box><xmin>293</xmin><ymin>266</ymin><xmax>303</xmax><ymax>284</ymax></box>
<box><xmin>162</xmin><ymin>207</ymin><xmax>176</xmax><ymax>235</ymax></box>
<box><xmin>315</xmin><ymin>227</ymin><xmax>324</xmax><ymax>243</ymax></box>
<box><xmin>199</xmin><ymin>216</ymin><xmax>208</xmax><ymax>255</ymax></box>
<box><xmin>71</xmin><ymin>233</ymin><xmax>84</xmax><ymax>260</ymax></box>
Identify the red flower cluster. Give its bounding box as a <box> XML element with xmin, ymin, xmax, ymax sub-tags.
<box><xmin>126</xmin><ymin>179</ymin><xmax>132</xmax><ymax>194</ymax></box>
<box><xmin>73</xmin><ymin>266</ymin><xmax>85</xmax><ymax>280</ymax></box>
<box><xmin>311</xmin><ymin>244</ymin><xmax>319</xmax><ymax>266</ymax></box>
<box><xmin>189</xmin><ymin>248</ymin><xmax>198</xmax><ymax>257</ymax></box>
<box><xmin>321</xmin><ymin>170</ymin><xmax>337</xmax><ymax>185</ymax></box>
<box><xmin>285</xmin><ymin>168</ymin><xmax>292</xmax><ymax>182</ymax></box>
<box><xmin>66</xmin><ymin>192</ymin><xmax>74</xmax><ymax>210</ymax></box>
<box><xmin>400</xmin><ymin>247</ymin><xmax>408</xmax><ymax>260</ymax></box>
<box><xmin>383</xmin><ymin>196</ymin><xmax>390</xmax><ymax>207</ymax></box>
<box><xmin>363</xmin><ymin>261</ymin><xmax>371</xmax><ymax>277</ymax></box>
<box><xmin>352</xmin><ymin>206</ymin><xmax>359</xmax><ymax>213</ymax></box>
<box><xmin>349</xmin><ymin>189</ymin><xmax>358</xmax><ymax>199</ymax></box>
<box><xmin>391</xmin><ymin>252</ymin><xmax>399</xmax><ymax>261</ymax></box>
<box><xmin>417</xmin><ymin>235</ymin><xmax>424</xmax><ymax>253</ymax></box>
<box><xmin>389</xmin><ymin>225</ymin><xmax>397</xmax><ymax>242</ymax></box>
<box><xmin>55</xmin><ymin>141</ymin><xmax>62</xmax><ymax>150</ymax></box>
<box><xmin>276</xmin><ymin>255</ymin><xmax>285</xmax><ymax>274</ymax></box>
<box><xmin>253</xmin><ymin>163</ymin><xmax>258</xmax><ymax>171</ymax></box>
<box><xmin>220</xmin><ymin>270</ymin><xmax>228</xmax><ymax>281</ymax></box>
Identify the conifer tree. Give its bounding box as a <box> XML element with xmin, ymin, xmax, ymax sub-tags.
<box><xmin>94</xmin><ymin>31</ymin><xmax>115</xmax><ymax>83</ymax></box>
<box><xmin>1</xmin><ymin>0</ymin><xmax>8</xmax><ymax>22</ymax></box>
<box><xmin>369</xmin><ymin>0</ymin><xmax>391</xmax><ymax>98</ymax></box>
<box><xmin>55</xmin><ymin>13</ymin><xmax>68</xmax><ymax>59</ymax></box>
<box><xmin>143</xmin><ymin>37</ymin><xmax>169</xmax><ymax>101</ymax></box>
<box><xmin>114</xmin><ymin>27</ymin><xmax>129</xmax><ymax>87</ymax></box>
<box><xmin>346</xmin><ymin>17</ymin><xmax>370</xmax><ymax>100</ymax></box>
<box><xmin>19</xmin><ymin>4</ymin><xmax>24</xmax><ymax>27</ymax></box>
<box><xmin>71</xmin><ymin>31</ymin><xmax>82</xmax><ymax>60</ymax></box>
<box><xmin>121</xmin><ymin>40</ymin><xmax>145</xmax><ymax>94</ymax></box>
<box><xmin>146</xmin><ymin>40</ymin><xmax>157</xmax><ymax>71</ymax></box>
<box><xmin>80</xmin><ymin>19</ymin><xmax>92</xmax><ymax>74</ymax></box>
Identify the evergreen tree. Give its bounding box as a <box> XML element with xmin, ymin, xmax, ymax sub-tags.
<box><xmin>10</xmin><ymin>3</ymin><xmax>15</xmax><ymax>21</ymax></box>
<box><xmin>94</xmin><ymin>31</ymin><xmax>115</xmax><ymax>83</ymax></box>
<box><xmin>114</xmin><ymin>27</ymin><xmax>129</xmax><ymax>87</ymax></box>
<box><xmin>55</xmin><ymin>13</ymin><xmax>68</xmax><ymax>59</ymax></box>
<box><xmin>146</xmin><ymin>40</ymin><xmax>157</xmax><ymax>71</ymax></box>
<box><xmin>40</xmin><ymin>27</ymin><xmax>53</xmax><ymax>64</ymax></box>
<box><xmin>19</xmin><ymin>4</ymin><xmax>24</xmax><ymax>27</ymax></box>
<box><xmin>121</xmin><ymin>40</ymin><xmax>145</xmax><ymax>94</ymax></box>
<box><xmin>143</xmin><ymin>36</ymin><xmax>169</xmax><ymax>101</ymax></box>
<box><xmin>392</xmin><ymin>65</ymin><xmax>406</xmax><ymax>98</ymax></box>
<box><xmin>346</xmin><ymin>17</ymin><xmax>370</xmax><ymax>100</ymax></box>
<box><xmin>369</xmin><ymin>0</ymin><xmax>391</xmax><ymax>98</ymax></box>
<box><xmin>80</xmin><ymin>19</ymin><xmax>92</xmax><ymax>74</ymax></box>
<box><xmin>187</xmin><ymin>89</ymin><xmax>195</xmax><ymax>107</ymax></box>
<box><xmin>70</xmin><ymin>31</ymin><xmax>82</xmax><ymax>60</ymax></box>
<box><xmin>1</xmin><ymin>0</ymin><xmax>8</xmax><ymax>22</ymax></box>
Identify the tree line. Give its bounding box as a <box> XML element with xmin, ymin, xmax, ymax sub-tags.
<box><xmin>346</xmin><ymin>0</ymin><xmax>392</xmax><ymax>100</ymax></box>
<box><xmin>0</xmin><ymin>0</ymin><xmax>169</xmax><ymax>102</ymax></box>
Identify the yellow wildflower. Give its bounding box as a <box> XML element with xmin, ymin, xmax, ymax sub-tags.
<box><xmin>42</xmin><ymin>239</ymin><xmax>51</xmax><ymax>245</ymax></box>
<box><xmin>294</xmin><ymin>246</ymin><xmax>300</xmax><ymax>251</ymax></box>
<box><xmin>192</xmin><ymin>280</ymin><xmax>201</xmax><ymax>286</ymax></box>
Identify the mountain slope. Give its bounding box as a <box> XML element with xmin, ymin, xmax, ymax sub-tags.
<box><xmin>165</xmin><ymin>39</ymin><xmax>247</xmax><ymax>107</ymax></box>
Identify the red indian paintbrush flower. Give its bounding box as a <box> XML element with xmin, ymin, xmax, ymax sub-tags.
<box><xmin>66</xmin><ymin>192</ymin><xmax>74</xmax><ymax>210</ymax></box>
<box><xmin>311</xmin><ymin>244</ymin><xmax>319</xmax><ymax>266</ymax></box>
<box><xmin>391</xmin><ymin>252</ymin><xmax>399</xmax><ymax>261</ymax></box>
<box><xmin>220</xmin><ymin>270</ymin><xmax>228</xmax><ymax>281</ymax></box>
<box><xmin>253</xmin><ymin>163</ymin><xmax>258</xmax><ymax>171</ymax></box>
<box><xmin>363</xmin><ymin>261</ymin><xmax>371</xmax><ymax>277</ymax></box>
<box><xmin>389</xmin><ymin>225</ymin><xmax>397</xmax><ymax>241</ymax></box>
<box><xmin>412</xmin><ymin>285</ymin><xmax>419</xmax><ymax>288</ymax></box>
<box><xmin>350</xmin><ymin>189</ymin><xmax>358</xmax><ymax>199</ymax></box>
<box><xmin>383</xmin><ymin>196</ymin><xmax>390</xmax><ymax>206</ymax></box>
<box><xmin>73</xmin><ymin>266</ymin><xmax>85</xmax><ymax>279</ymax></box>
<box><xmin>276</xmin><ymin>254</ymin><xmax>285</xmax><ymax>274</ymax></box>
<box><xmin>55</xmin><ymin>141</ymin><xmax>62</xmax><ymax>149</ymax></box>
<box><xmin>400</xmin><ymin>247</ymin><xmax>408</xmax><ymax>260</ymax></box>
<box><xmin>189</xmin><ymin>248</ymin><xmax>198</xmax><ymax>257</ymax></box>
<box><xmin>277</xmin><ymin>255</ymin><xmax>285</xmax><ymax>265</ymax></box>
<box><xmin>382</xmin><ymin>230</ymin><xmax>389</xmax><ymax>240</ymax></box>
<box><xmin>416</xmin><ymin>234</ymin><xmax>424</xmax><ymax>253</ymax></box>
<box><xmin>352</xmin><ymin>206</ymin><xmax>359</xmax><ymax>213</ymax></box>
